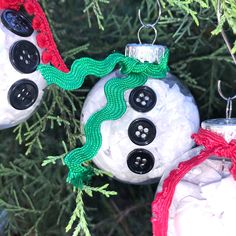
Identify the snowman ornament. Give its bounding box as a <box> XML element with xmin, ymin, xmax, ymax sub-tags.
<box><xmin>0</xmin><ymin>1</ymin><xmax>67</xmax><ymax>130</ymax></box>
<box><xmin>152</xmin><ymin>84</ymin><xmax>236</xmax><ymax>236</ymax></box>
<box><xmin>0</xmin><ymin>8</ymin><xmax>46</xmax><ymax>129</ymax></box>
<box><xmin>38</xmin><ymin>15</ymin><xmax>200</xmax><ymax>186</ymax></box>
<box><xmin>81</xmin><ymin>43</ymin><xmax>200</xmax><ymax>184</ymax></box>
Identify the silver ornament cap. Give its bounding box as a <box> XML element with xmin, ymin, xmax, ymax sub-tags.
<box><xmin>125</xmin><ymin>43</ymin><xmax>166</xmax><ymax>64</ymax></box>
<box><xmin>201</xmin><ymin>118</ymin><xmax>236</xmax><ymax>142</ymax></box>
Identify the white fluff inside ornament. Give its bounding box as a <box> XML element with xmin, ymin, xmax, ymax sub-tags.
<box><xmin>161</xmin><ymin>119</ymin><xmax>236</xmax><ymax>236</ymax></box>
<box><xmin>167</xmin><ymin>158</ymin><xmax>236</xmax><ymax>236</ymax></box>
<box><xmin>81</xmin><ymin>70</ymin><xmax>200</xmax><ymax>184</ymax></box>
<box><xmin>0</xmin><ymin>9</ymin><xmax>46</xmax><ymax>130</ymax></box>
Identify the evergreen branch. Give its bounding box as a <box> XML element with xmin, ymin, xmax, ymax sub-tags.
<box><xmin>14</xmin><ymin>86</ymin><xmax>83</xmax><ymax>155</ymax></box>
<box><xmin>210</xmin><ymin>0</ymin><xmax>236</xmax><ymax>55</ymax></box>
<box><xmin>66</xmin><ymin>190</ymin><xmax>91</xmax><ymax>236</ymax></box>
<box><xmin>1</xmin><ymin>1</ymin><xmax>236</xmax><ymax>235</ymax></box>
<box><xmin>0</xmin><ymin>199</ymin><xmax>42</xmax><ymax>214</ymax></box>
<box><xmin>66</xmin><ymin>183</ymin><xmax>116</xmax><ymax>236</ymax></box>
<box><xmin>83</xmin><ymin>0</ymin><xmax>110</xmax><ymax>30</ymax></box>
<box><xmin>164</xmin><ymin>0</ymin><xmax>209</xmax><ymax>25</ymax></box>
<box><xmin>41</xmin><ymin>154</ymin><xmax>65</xmax><ymax>166</ymax></box>
<box><xmin>40</xmin><ymin>0</ymin><xmax>61</xmax><ymax>44</ymax></box>
<box><xmin>62</xmin><ymin>43</ymin><xmax>90</xmax><ymax>61</ymax></box>
<box><xmin>47</xmin><ymin>116</ymin><xmax>71</xmax><ymax>126</ymax></box>
<box><xmin>93</xmin><ymin>166</ymin><xmax>113</xmax><ymax>178</ymax></box>
<box><xmin>233</xmin><ymin>42</ymin><xmax>236</xmax><ymax>54</ymax></box>
<box><xmin>42</xmin><ymin>141</ymin><xmax>68</xmax><ymax>166</ymax></box>
<box><xmin>83</xmin><ymin>184</ymin><xmax>117</xmax><ymax>198</ymax></box>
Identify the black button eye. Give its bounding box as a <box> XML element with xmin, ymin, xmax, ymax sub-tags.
<box><xmin>128</xmin><ymin>118</ymin><xmax>156</xmax><ymax>146</ymax></box>
<box><xmin>127</xmin><ymin>149</ymin><xmax>155</xmax><ymax>174</ymax></box>
<box><xmin>8</xmin><ymin>79</ymin><xmax>38</xmax><ymax>110</ymax></box>
<box><xmin>129</xmin><ymin>86</ymin><xmax>157</xmax><ymax>112</ymax></box>
<box><xmin>1</xmin><ymin>10</ymin><xmax>33</xmax><ymax>37</ymax></box>
<box><xmin>10</xmin><ymin>40</ymin><xmax>40</xmax><ymax>74</ymax></box>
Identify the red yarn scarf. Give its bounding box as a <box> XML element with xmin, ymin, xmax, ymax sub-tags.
<box><xmin>0</xmin><ymin>0</ymin><xmax>68</xmax><ymax>72</ymax></box>
<box><xmin>152</xmin><ymin>128</ymin><xmax>236</xmax><ymax>236</ymax></box>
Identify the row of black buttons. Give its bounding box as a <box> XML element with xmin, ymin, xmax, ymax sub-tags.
<box><xmin>1</xmin><ymin>10</ymin><xmax>39</xmax><ymax>110</ymax></box>
<box><xmin>127</xmin><ymin>119</ymin><xmax>156</xmax><ymax>174</ymax></box>
<box><xmin>128</xmin><ymin>85</ymin><xmax>157</xmax><ymax>174</ymax></box>
<box><xmin>128</xmin><ymin>79</ymin><xmax>157</xmax><ymax>174</ymax></box>
<box><xmin>128</xmin><ymin>86</ymin><xmax>157</xmax><ymax>146</ymax></box>
<box><xmin>1</xmin><ymin>10</ymin><xmax>40</xmax><ymax>74</ymax></box>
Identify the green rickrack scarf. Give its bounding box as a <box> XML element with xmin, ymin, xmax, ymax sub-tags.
<box><xmin>38</xmin><ymin>51</ymin><xmax>169</xmax><ymax>188</ymax></box>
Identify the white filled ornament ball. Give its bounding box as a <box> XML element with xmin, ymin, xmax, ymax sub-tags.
<box><xmin>0</xmin><ymin>9</ymin><xmax>46</xmax><ymax>129</ymax></box>
<box><xmin>159</xmin><ymin>119</ymin><xmax>236</xmax><ymax>236</ymax></box>
<box><xmin>81</xmin><ymin>44</ymin><xmax>200</xmax><ymax>184</ymax></box>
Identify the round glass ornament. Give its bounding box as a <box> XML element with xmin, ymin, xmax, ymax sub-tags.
<box><xmin>81</xmin><ymin>44</ymin><xmax>200</xmax><ymax>184</ymax></box>
<box><xmin>153</xmin><ymin>118</ymin><xmax>236</xmax><ymax>236</ymax></box>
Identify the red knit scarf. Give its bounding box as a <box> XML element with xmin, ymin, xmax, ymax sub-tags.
<box><xmin>0</xmin><ymin>0</ymin><xmax>68</xmax><ymax>72</ymax></box>
<box><xmin>152</xmin><ymin>128</ymin><xmax>236</xmax><ymax>236</ymax></box>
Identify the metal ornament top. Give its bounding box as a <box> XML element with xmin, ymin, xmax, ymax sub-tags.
<box><xmin>218</xmin><ymin>80</ymin><xmax>236</xmax><ymax>120</ymax></box>
<box><xmin>125</xmin><ymin>0</ymin><xmax>165</xmax><ymax>64</ymax></box>
<box><xmin>137</xmin><ymin>0</ymin><xmax>161</xmax><ymax>46</ymax></box>
<box><xmin>201</xmin><ymin>118</ymin><xmax>236</xmax><ymax>143</ymax></box>
<box><xmin>125</xmin><ymin>0</ymin><xmax>165</xmax><ymax>63</ymax></box>
<box><xmin>200</xmin><ymin>80</ymin><xmax>236</xmax><ymax>143</ymax></box>
<box><xmin>125</xmin><ymin>43</ymin><xmax>166</xmax><ymax>64</ymax></box>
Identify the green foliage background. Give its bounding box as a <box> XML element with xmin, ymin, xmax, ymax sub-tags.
<box><xmin>0</xmin><ymin>0</ymin><xmax>236</xmax><ymax>235</ymax></box>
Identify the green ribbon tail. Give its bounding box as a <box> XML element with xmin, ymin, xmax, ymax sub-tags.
<box><xmin>37</xmin><ymin>53</ymin><xmax>126</xmax><ymax>90</ymax></box>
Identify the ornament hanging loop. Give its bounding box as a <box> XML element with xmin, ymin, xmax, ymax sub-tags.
<box><xmin>218</xmin><ymin>80</ymin><xmax>236</xmax><ymax>119</ymax></box>
<box><xmin>137</xmin><ymin>0</ymin><xmax>161</xmax><ymax>45</ymax></box>
<box><xmin>226</xmin><ymin>98</ymin><xmax>233</xmax><ymax>119</ymax></box>
<box><xmin>137</xmin><ymin>24</ymin><xmax>158</xmax><ymax>45</ymax></box>
<box><xmin>138</xmin><ymin>0</ymin><xmax>162</xmax><ymax>28</ymax></box>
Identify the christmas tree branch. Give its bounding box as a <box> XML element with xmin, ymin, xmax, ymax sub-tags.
<box><xmin>1</xmin><ymin>0</ymin><xmax>236</xmax><ymax>235</ymax></box>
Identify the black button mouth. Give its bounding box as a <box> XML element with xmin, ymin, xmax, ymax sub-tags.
<box><xmin>10</xmin><ymin>40</ymin><xmax>40</xmax><ymax>74</ymax></box>
<box><xmin>129</xmin><ymin>86</ymin><xmax>157</xmax><ymax>113</ymax></box>
<box><xmin>127</xmin><ymin>149</ymin><xmax>155</xmax><ymax>174</ymax></box>
<box><xmin>1</xmin><ymin>10</ymin><xmax>33</xmax><ymax>37</ymax></box>
<box><xmin>8</xmin><ymin>79</ymin><xmax>39</xmax><ymax>110</ymax></box>
<box><xmin>128</xmin><ymin>118</ymin><xmax>156</xmax><ymax>146</ymax></box>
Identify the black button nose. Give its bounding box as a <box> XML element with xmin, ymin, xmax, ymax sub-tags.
<box><xmin>127</xmin><ymin>149</ymin><xmax>155</xmax><ymax>174</ymax></box>
<box><xmin>1</xmin><ymin>10</ymin><xmax>33</xmax><ymax>37</ymax></box>
<box><xmin>128</xmin><ymin>118</ymin><xmax>156</xmax><ymax>146</ymax></box>
<box><xmin>8</xmin><ymin>79</ymin><xmax>38</xmax><ymax>110</ymax></box>
<box><xmin>10</xmin><ymin>40</ymin><xmax>40</xmax><ymax>74</ymax></box>
<box><xmin>129</xmin><ymin>86</ymin><xmax>157</xmax><ymax>112</ymax></box>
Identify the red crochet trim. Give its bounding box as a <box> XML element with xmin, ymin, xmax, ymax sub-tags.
<box><xmin>151</xmin><ymin>128</ymin><xmax>236</xmax><ymax>236</ymax></box>
<box><xmin>0</xmin><ymin>0</ymin><xmax>68</xmax><ymax>72</ymax></box>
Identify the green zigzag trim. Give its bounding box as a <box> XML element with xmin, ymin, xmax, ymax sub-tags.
<box><xmin>38</xmin><ymin>53</ymin><xmax>125</xmax><ymax>90</ymax></box>
<box><xmin>38</xmin><ymin>51</ymin><xmax>169</xmax><ymax>188</ymax></box>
